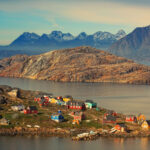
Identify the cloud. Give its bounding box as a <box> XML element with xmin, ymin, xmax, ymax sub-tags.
<box><xmin>0</xmin><ymin>0</ymin><xmax>150</xmax><ymax>27</ymax></box>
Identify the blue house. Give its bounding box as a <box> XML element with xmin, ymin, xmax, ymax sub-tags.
<box><xmin>51</xmin><ymin>112</ymin><xmax>64</xmax><ymax>122</ymax></box>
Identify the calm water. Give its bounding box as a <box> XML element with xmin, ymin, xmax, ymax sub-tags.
<box><xmin>1</xmin><ymin>136</ymin><xmax>150</xmax><ymax>150</ymax></box>
<box><xmin>1</xmin><ymin>77</ymin><xmax>150</xmax><ymax>150</ymax></box>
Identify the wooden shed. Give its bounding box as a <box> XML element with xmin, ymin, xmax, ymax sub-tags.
<box><xmin>141</xmin><ymin>120</ymin><xmax>150</xmax><ymax>130</ymax></box>
<box><xmin>51</xmin><ymin>112</ymin><xmax>64</xmax><ymax>123</ymax></box>
<box><xmin>67</xmin><ymin>101</ymin><xmax>86</xmax><ymax>110</ymax></box>
<box><xmin>70</xmin><ymin>111</ymin><xmax>85</xmax><ymax>121</ymax></box>
<box><xmin>137</xmin><ymin>114</ymin><xmax>146</xmax><ymax>124</ymax></box>
<box><xmin>125</xmin><ymin>115</ymin><xmax>137</xmax><ymax>123</ymax></box>
<box><xmin>103</xmin><ymin>115</ymin><xmax>116</xmax><ymax>124</ymax></box>
<box><xmin>85</xmin><ymin>100</ymin><xmax>97</xmax><ymax>109</ymax></box>
<box><xmin>24</xmin><ymin>106</ymin><xmax>38</xmax><ymax>114</ymax></box>
<box><xmin>114</xmin><ymin>123</ymin><xmax>126</xmax><ymax>132</ymax></box>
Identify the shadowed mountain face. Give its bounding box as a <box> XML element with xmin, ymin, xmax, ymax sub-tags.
<box><xmin>108</xmin><ymin>25</ymin><xmax>150</xmax><ymax>64</ymax></box>
<box><xmin>0</xmin><ymin>46</ymin><xmax>150</xmax><ymax>84</ymax></box>
<box><xmin>0</xmin><ymin>30</ymin><xmax>126</xmax><ymax>59</ymax></box>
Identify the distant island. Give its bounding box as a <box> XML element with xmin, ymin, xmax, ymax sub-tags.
<box><xmin>0</xmin><ymin>46</ymin><xmax>150</xmax><ymax>84</ymax></box>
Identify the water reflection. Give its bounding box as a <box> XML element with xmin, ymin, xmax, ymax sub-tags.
<box><xmin>2</xmin><ymin>136</ymin><xmax>150</xmax><ymax>150</ymax></box>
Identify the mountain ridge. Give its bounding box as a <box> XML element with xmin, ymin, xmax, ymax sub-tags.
<box><xmin>0</xmin><ymin>46</ymin><xmax>150</xmax><ymax>84</ymax></box>
<box><xmin>108</xmin><ymin>25</ymin><xmax>150</xmax><ymax>63</ymax></box>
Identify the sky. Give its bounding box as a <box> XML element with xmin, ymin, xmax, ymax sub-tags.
<box><xmin>0</xmin><ymin>0</ymin><xmax>150</xmax><ymax>45</ymax></box>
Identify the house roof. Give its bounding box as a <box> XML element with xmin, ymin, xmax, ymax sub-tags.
<box><xmin>116</xmin><ymin>123</ymin><xmax>126</xmax><ymax>127</ymax></box>
<box><xmin>106</xmin><ymin>115</ymin><xmax>116</xmax><ymax>121</ymax></box>
<box><xmin>145</xmin><ymin>120</ymin><xmax>150</xmax><ymax>125</ymax></box>
<box><xmin>27</xmin><ymin>106</ymin><xmax>37</xmax><ymax>110</ymax></box>
<box><xmin>85</xmin><ymin>100</ymin><xmax>94</xmax><ymax>103</ymax></box>
<box><xmin>67</xmin><ymin>101</ymin><xmax>85</xmax><ymax>106</ymax></box>
<box><xmin>126</xmin><ymin>115</ymin><xmax>136</xmax><ymax>118</ymax></box>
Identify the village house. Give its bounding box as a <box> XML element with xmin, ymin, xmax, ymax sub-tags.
<box><xmin>24</xmin><ymin>106</ymin><xmax>38</xmax><ymax>114</ymax></box>
<box><xmin>125</xmin><ymin>115</ymin><xmax>137</xmax><ymax>123</ymax></box>
<box><xmin>38</xmin><ymin>99</ymin><xmax>49</xmax><ymax>107</ymax></box>
<box><xmin>11</xmin><ymin>104</ymin><xmax>25</xmax><ymax>111</ymax></box>
<box><xmin>104</xmin><ymin>110</ymin><xmax>117</xmax><ymax>118</ymax></box>
<box><xmin>56</xmin><ymin>100</ymin><xmax>66</xmax><ymax>106</ymax></box>
<box><xmin>63</xmin><ymin>95</ymin><xmax>73</xmax><ymax>103</ymax></box>
<box><xmin>51</xmin><ymin>111</ymin><xmax>64</xmax><ymax>122</ymax></box>
<box><xmin>67</xmin><ymin>101</ymin><xmax>86</xmax><ymax>110</ymax></box>
<box><xmin>103</xmin><ymin>115</ymin><xmax>116</xmax><ymax>124</ymax></box>
<box><xmin>85</xmin><ymin>100</ymin><xmax>97</xmax><ymax>109</ymax></box>
<box><xmin>0</xmin><ymin>118</ymin><xmax>9</xmax><ymax>125</ymax></box>
<box><xmin>69</xmin><ymin>111</ymin><xmax>85</xmax><ymax>121</ymax></box>
<box><xmin>137</xmin><ymin>114</ymin><xmax>146</xmax><ymax>124</ymax></box>
<box><xmin>114</xmin><ymin>123</ymin><xmax>127</xmax><ymax>132</ymax></box>
<box><xmin>50</xmin><ymin>97</ymin><xmax>62</xmax><ymax>104</ymax></box>
<box><xmin>141</xmin><ymin>120</ymin><xmax>150</xmax><ymax>130</ymax></box>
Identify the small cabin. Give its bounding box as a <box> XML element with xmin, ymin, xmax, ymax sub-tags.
<box><xmin>63</xmin><ymin>95</ymin><xmax>73</xmax><ymax>103</ymax></box>
<box><xmin>137</xmin><ymin>114</ymin><xmax>146</xmax><ymax>124</ymax></box>
<box><xmin>125</xmin><ymin>115</ymin><xmax>137</xmax><ymax>123</ymax></box>
<box><xmin>51</xmin><ymin>112</ymin><xmax>64</xmax><ymax>122</ymax></box>
<box><xmin>67</xmin><ymin>101</ymin><xmax>86</xmax><ymax>110</ymax></box>
<box><xmin>85</xmin><ymin>100</ymin><xmax>97</xmax><ymax>109</ymax></box>
<box><xmin>50</xmin><ymin>97</ymin><xmax>59</xmax><ymax>104</ymax></box>
<box><xmin>56</xmin><ymin>100</ymin><xmax>66</xmax><ymax>106</ymax></box>
<box><xmin>0</xmin><ymin>118</ymin><xmax>9</xmax><ymax>125</ymax></box>
<box><xmin>57</xmin><ymin>96</ymin><xmax>63</xmax><ymax>100</ymax></box>
<box><xmin>70</xmin><ymin>111</ymin><xmax>85</xmax><ymax>121</ymax></box>
<box><xmin>24</xmin><ymin>106</ymin><xmax>38</xmax><ymax>114</ymax></box>
<box><xmin>104</xmin><ymin>110</ymin><xmax>117</xmax><ymax>118</ymax></box>
<box><xmin>103</xmin><ymin>115</ymin><xmax>116</xmax><ymax>124</ymax></box>
<box><xmin>34</xmin><ymin>95</ymin><xmax>43</xmax><ymax>102</ymax></box>
<box><xmin>11</xmin><ymin>105</ymin><xmax>25</xmax><ymax>111</ymax></box>
<box><xmin>114</xmin><ymin>123</ymin><xmax>126</xmax><ymax>132</ymax></box>
<box><xmin>38</xmin><ymin>99</ymin><xmax>49</xmax><ymax>107</ymax></box>
<box><xmin>141</xmin><ymin>120</ymin><xmax>150</xmax><ymax>130</ymax></box>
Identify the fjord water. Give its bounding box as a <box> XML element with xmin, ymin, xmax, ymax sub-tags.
<box><xmin>1</xmin><ymin>136</ymin><xmax>150</xmax><ymax>150</ymax></box>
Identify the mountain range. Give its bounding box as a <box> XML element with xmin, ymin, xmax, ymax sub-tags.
<box><xmin>0</xmin><ymin>46</ymin><xmax>150</xmax><ymax>84</ymax></box>
<box><xmin>0</xmin><ymin>30</ymin><xmax>126</xmax><ymax>58</ymax></box>
<box><xmin>108</xmin><ymin>25</ymin><xmax>150</xmax><ymax>64</ymax></box>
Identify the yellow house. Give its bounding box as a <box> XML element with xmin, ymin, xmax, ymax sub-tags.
<box><xmin>63</xmin><ymin>96</ymin><xmax>73</xmax><ymax>103</ymax></box>
<box><xmin>141</xmin><ymin>120</ymin><xmax>150</xmax><ymax>130</ymax></box>
<box><xmin>137</xmin><ymin>114</ymin><xmax>146</xmax><ymax>124</ymax></box>
<box><xmin>50</xmin><ymin>98</ymin><xmax>58</xmax><ymax>104</ymax></box>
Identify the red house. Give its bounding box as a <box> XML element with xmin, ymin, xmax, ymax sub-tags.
<box><xmin>125</xmin><ymin>115</ymin><xmax>137</xmax><ymax>123</ymax></box>
<box><xmin>103</xmin><ymin>115</ymin><xmax>116</xmax><ymax>124</ymax></box>
<box><xmin>39</xmin><ymin>100</ymin><xmax>49</xmax><ymax>107</ymax></box>
<box><xmin>104</xmin><ymin>110</ymin><xmax>117</xmax><ymax>118</ymax></box>
<box><xmin>24</xmin><ymin>106</ymin><xmax>38</xmax><ymax>114</ymax></box>
<box><xmin>114</xmin><ymin>123</ymin><xmax>126</xmax><ymax>132</ymax></box>
<box><xmin>70</xmin><ymin>111</ymin><xmax>85</xmax><ymax>121</ymax></box>
<box><xmin>67</xmin><ymin>101</ymin><xmax>86</xmax><ymax>110</ymax></box>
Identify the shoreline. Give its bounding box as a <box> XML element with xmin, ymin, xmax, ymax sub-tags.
<box><xmin>0</xmin><ymin>127</ymin><xmax>150</xmax><ymax>140</ymax></box>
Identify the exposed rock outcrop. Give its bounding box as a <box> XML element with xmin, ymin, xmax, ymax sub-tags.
<box><xmin>0</xmin><ymin>46</ymin><xmax>150</xmax><ymax>84</ymax></box>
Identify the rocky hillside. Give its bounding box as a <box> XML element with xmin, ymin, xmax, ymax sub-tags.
<box><xmin>0</xmin><ymin>46</ymin><xmax>150</xmax><ymax>84</ymax></box>
<box><xmin>109</xmin><ymin>25</ymin><xmax>150</xmax><ymax>63</ymax></box>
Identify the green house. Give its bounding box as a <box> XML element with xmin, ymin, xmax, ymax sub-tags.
<box><xmin>85</xmin><ymin>100</ymin><xmax>97</xmax><ymax>109</ymax></box>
